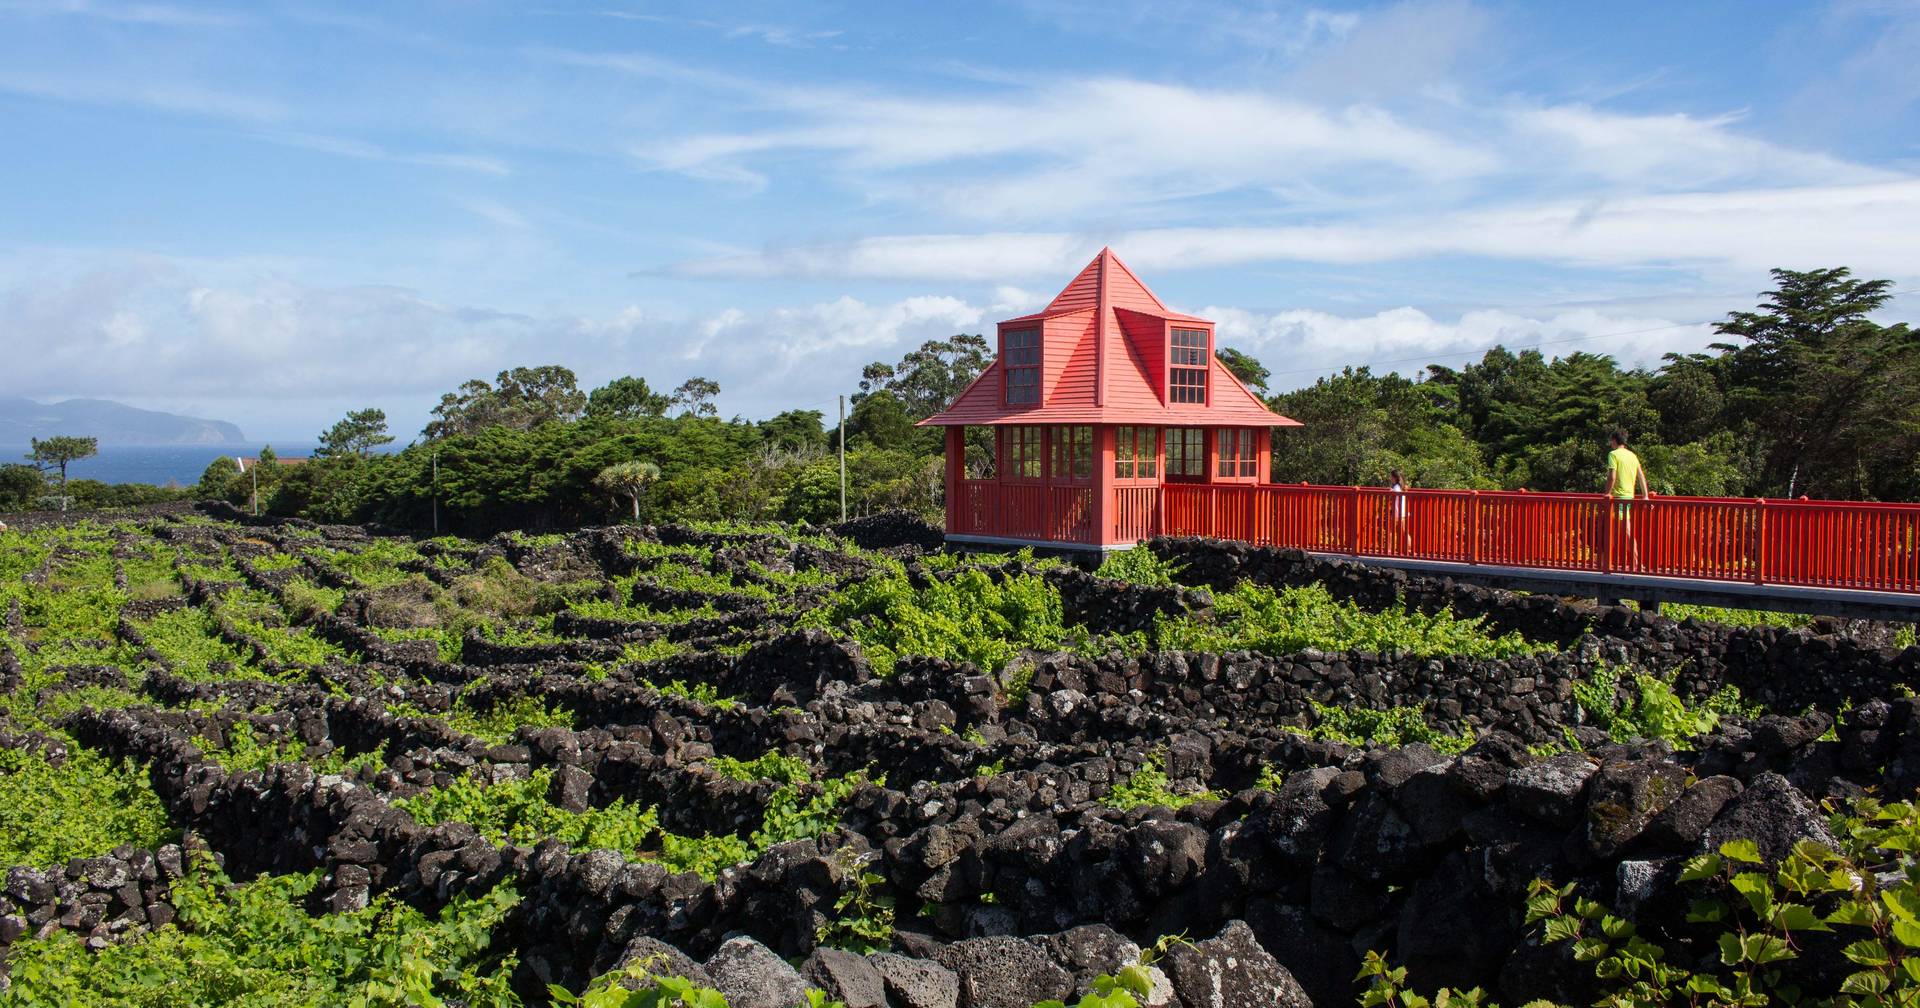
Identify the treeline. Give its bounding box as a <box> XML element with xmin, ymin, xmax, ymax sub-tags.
<box><xmin>0</xmin><ymin>436</ymin><xmax>194</xmax><ymax>513</ymax></box>
<box><xmin>10</xmin><ymin>266</ymin><xmax>1913</xmax><ymax>528</ymax></box>
<box><xmin>192</xmin><ymin>358</ymin><xmax>974</xmax><ymax>536</ymax></box>
<box><xmin>1270</xmin><ymin>268</ymin><xmax>1919</xmax><ymax>500</ymax></box>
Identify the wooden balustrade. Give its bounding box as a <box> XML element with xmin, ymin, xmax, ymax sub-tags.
<box><xmin>952</xmin><ymin>479</ymin><xmax>1920</xmax><ymax>594</ymax></box>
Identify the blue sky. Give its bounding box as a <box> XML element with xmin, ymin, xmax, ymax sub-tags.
<box><xmin>2</xmin><ymin>0</ymin><xmax>1916</xmax><ymax>440</ymax></box>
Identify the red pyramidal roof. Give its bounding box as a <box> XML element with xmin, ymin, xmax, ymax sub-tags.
<box><xmin>920</xmin><ymin>248</ymin><xmax>1300</xmax><ymax>427</ymax></box>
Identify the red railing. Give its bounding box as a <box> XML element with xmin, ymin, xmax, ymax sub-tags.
<box><xmin>1159</xmin><ymin>485</ymin><xmax>1920</xmax><ymax>595</ymax></box>
<box><xmin>952</xmin><ymin>480</ymin><xmax>1095</xmax><ymax>543</ymax></box>
<box><xmin>951</xmin><ymin>480</ymin><xmax>1920</xmax><ymax>594</ymax></box>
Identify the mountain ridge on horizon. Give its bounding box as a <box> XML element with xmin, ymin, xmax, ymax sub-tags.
<box><xmin>0</xmin><ymin>396</ymin><xmax>246</xmax><ymax>446</ymax></box>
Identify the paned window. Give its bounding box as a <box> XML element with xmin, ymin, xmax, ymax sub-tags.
<box><xmin>1216</xmin><ymin>428</ymin><xmax>1258</xmax><ymax>478</ymax></box>
<box><xmin>1165</xmin><ymin>428</ymin><xmax>1205</xmax><ymax>479</ymax></box>
<box><xmin>1050</xmin><ymin>426</ymin><xmax>1092</xmax><ymax>482</ymax></box>
<box><xmin>1005</xmin><ymin>426</ymin><xmax>1043</xmax><ymax>480</ymax></box>
<box><xmin>1004</xmin><ymin>329</ymin><xmax>1041</xmax><ymax>404</ymax></box>
<box><xmin>1170</xmin><ymin>328</ymin><xmax>1208</xmax><ymax>403</ymax></box>
<box><xmin>1114</xmin><ymin>426</ymin><xmax>1159</xmax><ymax>480</ymax></box>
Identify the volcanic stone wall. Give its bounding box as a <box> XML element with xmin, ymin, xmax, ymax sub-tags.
<box><xmin>9</xmin><ymin>512</ymin><xmax>1920</xmax><ymax>1008</ymax></box>
<box><xmin>1148</xmin><ymin>537</ymin><xmax>1920</xmax><ymax>712</ymax></box>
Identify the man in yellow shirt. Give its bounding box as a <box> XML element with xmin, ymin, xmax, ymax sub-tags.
<box><xmin>1604</xmin><ymin>429</ymin><xmax>1650</xmax><ymax>568</ymax></box>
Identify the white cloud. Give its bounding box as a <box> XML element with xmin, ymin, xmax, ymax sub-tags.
<box><xmin>266</xmin><ymin>132</ymin><xmax>513</xmax><ymax>176</ymax></box>
<box><xmin>0</xmin><ymin>0</ymin><xmax>243</xmax><ymax>28</ymax></box>
<box><xmin>584</xmin><ymin>11</ymin><xmax>843</xmax><ymax>48</ymax></box>
<box><xmin>672</xmin><ymin>179</ymin><xmax>1920</xmax><ymax>286</ymax></box>
<box><xmin>459</xmin><ymin>200</ymin><xmax>531</xmax><ymax>228</ymax></box>
<box><xmin>1211</xmin><ymin>304</ymin><xmax>1722</xmax><ymax>391</ymax></box>
<box><xmin>0</xmin><ymin>261</ymin><xmax>992</xmax><ymax>434</ymax></box>
<box><xmin>639</xmin><ymin>78</ymin><xmax>1497</xmax><ymax>219</ymax></box>
<box><xmin>0</xmin><ymin>69</ymin><xmax>284</xmax><ymax>120</ymax></box>
<box><xmin>989</xmin><ymin>286</ymin><xmax>1043</xmax><ymax>313</ymax></box>
<box><xmin>623</xmin><ymin>60</ymin><xmax>1903</xmax><ymax>229</ymax></box>
<box><xmin>1013</xmin><ymin>0</ymin><xmax>1364</xmax><ymax>60</ymax></box>
<box><xmin>1283</xmin><ymin>0</ymin><xmax>1491</xmax><ymax>101</ymax></box>
<box><xmin>1505</xmin><ymin>104</ymin><xmax>1896</xmax><ymax>191</ymax></box>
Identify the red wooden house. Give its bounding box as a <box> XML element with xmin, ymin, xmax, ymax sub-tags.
<box><xmin>921</xmin><ymin>248</ymin><xmax>1300</xmax><ymax>550</ymax></box>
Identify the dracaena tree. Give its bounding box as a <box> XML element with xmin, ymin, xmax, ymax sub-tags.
<box><xmin>594</xmin><ymin>460</ymin><xmax>661</xmax><ymax>522</ymax></box>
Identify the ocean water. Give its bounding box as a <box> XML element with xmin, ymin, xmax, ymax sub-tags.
<box><xmin>1</xmin><ymin>444</ymin><xmax>321</xmax><ymax>487</ymax></box>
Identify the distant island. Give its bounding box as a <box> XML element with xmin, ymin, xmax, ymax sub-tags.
<box><xmin>0</xmin><ymin>397</ymin><xmax>245</xmax><ymax>445</ymax></box>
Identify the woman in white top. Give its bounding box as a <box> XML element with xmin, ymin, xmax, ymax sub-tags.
<box><xmin>1388</xmin><ymin>469</ymin><xmax>1411</xmax><ymax>552</ymax></box>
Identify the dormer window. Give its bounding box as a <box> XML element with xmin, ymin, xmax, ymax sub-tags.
<box><xmin>1004</xmin><ymin>328</ymin><xmax>1040</xmax><ymax>404</ymax></box>
<box><xmin>1170</xmin><ymin>328</ymin><xmax>1208</xmax><ymax>403</ymax></box>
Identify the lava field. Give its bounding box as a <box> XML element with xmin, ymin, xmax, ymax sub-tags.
<box><xmin>2</xmin><ymin>503</ymin><xmax>1918</xmax><ymax>1008</ymax></box>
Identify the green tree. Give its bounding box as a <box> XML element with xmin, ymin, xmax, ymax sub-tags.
<box><xmin>1639</xmin><ymin>434</ymin><xmax>1749</xmax><ymax>497</ymax></box>
<box><xmin>781</xmin><ymin>460</ymin><xmax>843</xmax><ymax>523</ymax></box>
<box><xmin>1426</xmin><ymin>349</ymin><xmax>1659</xmax><ymax>491</ymax></box>
<box><xmin>1270</xmin><ymin>368</ymin><xmax>1483</xmax><ymax>486</ymax></box>
<box><xmin>1647</xmin><ymin>352</ymin><xmax>1730</xmax><ymax>447</ymax></box>
<box><xmin>196</xmin><ymin>456</ymin><xmax>239</xmax><ymax>499</ymax></box>
<box><xmin>424</xmin><ymin>365</ymin><xmax>587</xmax><ymax>439</ymax></box>
<box><xmin>1713</xmin><ymin>267</ymin><xmax>1919</xmax><ymax>499</ymax></box>
<box><xmin>759</xmin><ymin>410</ymin><xmax>827</xmax><ymax>452</ymax></box>
<box><xmin>848</xmin><ymin>390</ymin><xmax>919</xmax><ymax>451</ymax></box>
<box><xmin>593</xmin><ymin>460</ymin><xmax>662</xmax><ymax>522</ymax></box>
<box><xmin>1216</xmin><ymin>347</ymin><xmax>1270</xmax><ymax>393</ymax></box>
<box><xmin>858</xmin><ymin>334</ymin><xmax>991</xmax><ymax>418</ymax></box>
<box><xmin>316</xmin><ymin>408</ymin><xmax>394</xmax><ymax>460</ymax></box>
<box><xmin>0</xmin><ymin>463</ymin><xmax>44</xmax><ymax>510</ymax></box>
<box><xmin>27</xmin><ymin>435</ymin><xmax>99</xmax><ymax>509</ymax></box>
<box><xmin>670</xmin><ymin>377</ymin><xmax>721</xmax><ymax>419</ymax></box>
<box><xmin>585</xmin><ymin>376</ymin><xmax>670</xmax><ymax>420</ymax></box>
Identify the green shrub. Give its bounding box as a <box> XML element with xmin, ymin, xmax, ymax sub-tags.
<box><xmin>372</xmin><ymin>624</ymin><xmax>464</xmax><ymax>663</ymax></box>
<box><xmin>1360</xmin><ymin>794</ymin><xmax>1920</xmax><ymax>1008</ymax></box>
<box><xmin>397</xmin><ymin>765</ymin><xmax>870</xmax><ymax>882</ymax></box>
<box><xmin>282</xmin><ymin>577</ymin><xmax>345</xmax><ymax>621</ymax></box>
<box><xmin>1291</xmin><ymin>700</ymin><xmax>1475</xmax><ymax>755</ymax></box>
<box><xmin>317</xmin><ymin>539</ymin><xmax>424</xmax><ymax>589</ymax></box>
<box><xmin>815</xmin><ymin>847</ymin><xmax>895</xmax><ymax>954</ymax></box>
<box><xmin>0</xmin><ymin>747</ymin><xmax>175</xmax><ymax>867</ymax></box>
<box><xmin>1572</xmin><ymin>667</ymin><xmax>1754</xmax><ymax>746</ymax></box>
<box><xmin>139</xmin><ymin>607</ymin><xmax>267</xmax><ymax>680</ymax></box>
<box><xmin>1657</xmin><ymin>601</ymin><xmax>1813</xmax><ymax>629</ymax></box>
<box><xmin>706</xmin><ymin>749</ymin><xmax>812</xmax><ymax>785</ymax></box>
<box><xmin>807</xmin><ymin>563</ymin><xmax>1066</xmax><ymax>675</ymax></box>
<box><xmin>397</xmin><ymin>768</ymin><xmax>660</xmax><ymax>858</ymax></box>
<box><xmin>550</xmin><ymin>971</ymin><xmax>737</xmax><ymax>1008</ymax></box>
<box><xmin>642</xmin><ymin>562</ymin><xmax>774</xmax><ymax>602</ymax></box>
<box><xmin>441</xmin><ymin>694</ymin><xmax>578</xmax><ymax>746</ymax></box>
<box><xmin>1</xmin><ymin>866</ymin><xmax>521</xmax><ymax>1007</ymax></box>
<box><xmin>1092</xmin><ymin>548</ymin><xmax>1185</xmax><ymax>587</ymax></box>
<box><xmin>1102</xmin><ymin>750</ymin><xmax>1220</xmax><ymax>812</ymax></box>
<box><xmin>1155</xmin><ymin>582</ymin><xmax>1544</xmax><ymax>659</ymax></box>
<box><xmin>647</xmin><ymin>678</ymin><xmax>737</xmax><ymax>709</ymax></box>
<box><xmin>193</xmin><ymin>721</ymin><xmax>308</xmax><ymax>773</ymax></box>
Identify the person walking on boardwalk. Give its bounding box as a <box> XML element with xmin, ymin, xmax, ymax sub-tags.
<box><xmin>1604</xmin><ymin>429</ymin><xmax>1650</xmax><ymax>569</ymax></box>
<box><xmin>1388</xmin><ymin>469</ymin><xmax>1412</xmax><ymax>552</ymax></box>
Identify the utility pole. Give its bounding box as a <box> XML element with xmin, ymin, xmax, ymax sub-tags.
<box><xmin>251</xmin><ymin>463</ymin><xmax>258</xmax><ymax>517</ymax></box>
<box><xmin>838</xmin><ymin>394</ymin><xmax>847</xmax><ymax>522</ymax></box>
<box><xmin>431</xmin><ymin>449</ymin><xmax>440</xmax><ymax>535</ymax></box>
